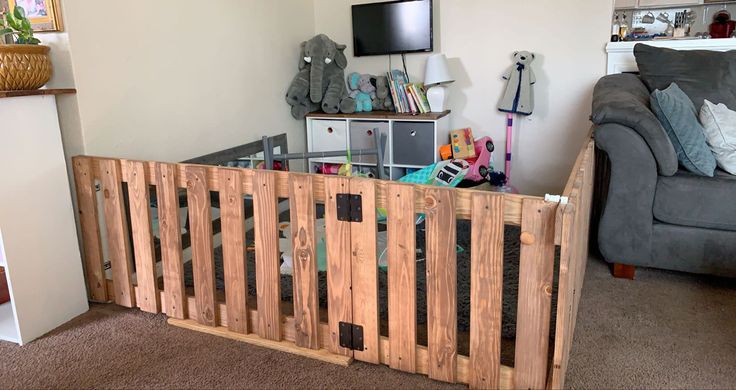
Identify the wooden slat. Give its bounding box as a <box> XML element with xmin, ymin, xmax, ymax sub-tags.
<box><xmin>72</xmin><ymin>156</ymin><xmax>107</xmax><ymax>302</ymax></box>
<box><xmin>350</xmin><ymin>178</ymin><xmax>380</xmax><ymax>364</ymax></box>
<box><xmin>289</xmin><ymin>174</ymin><xmax>320</xmax><ymax>349</ymax></box>
<box><xmin>324</xmin><ymin>176</ymin><xmax>353</xmax><ymax>356</ymax></box>
<box><xmin>514</xmin><ymin>198</ymin><xmax>558</xmax><ymax>390</ymax></box>
<box><xmin>425</xmin><ymin>187</ymin><xmax>457</xmax><ymax>383</ymax></box>
<box><xmin>99</xmin><ymin>159</ymin><xmax>135</xmax><ymax>307</ymax></box>
<box><xmin>123</xmin><ymin>160</ymin><xmax>160</xmax><ymax>313</ymax></box>
<box><xmin>156</xmin><ymin>162</ymin><xmax>187</xmax><ymax>319</ymax></box>
<box><xmin>168</xmin><ymin>318</ymin><xmax>352</xmax><ymax>366</ymax></box>
<box><xmin>219</xmin><ymin>168</ymin><xmax>248</xmax><ymax>334</ymax></box>
<box><xmin>84</xmin><ymin>158</ymin><xmax>535</xmax><ymax>224</ymax></box>
<box><xmin>376</xmin><ymin>337</ymin><xmax>515</xmax><ymax>389</ymax></box>
<box><xmin>469</xmin><ymin>193</ymin><xmax>504</xmax><ymax>389</ymax></box>
<box><xmin>253</xmin><ymin>170</ymin><xmax>281</xmax><ymax>341</ymax></box>
<box><xmin>387</xmin><ymin>182</ymin><xmax>417</xmax><ymax>373</ymax></box>
<box><xmin>185</xmin><ymin>166</ymin><xmax>217</xmax><ymax>326</ymax></box>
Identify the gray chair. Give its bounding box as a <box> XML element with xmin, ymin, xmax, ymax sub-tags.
<box><xmin>591</xmin><ymin>44</ymin><xmax>736</xmax><ymax>279</ymax></box>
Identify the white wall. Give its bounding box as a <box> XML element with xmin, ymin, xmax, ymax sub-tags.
<box><xmin>62</xmin><ymin>0</ymin><xmax>315</xmax><ymax>163</ymax></box>
<box><xmin>315</xmin><ymin>0</ymin><xmax>613</xmax><ymax>195</ymax></box>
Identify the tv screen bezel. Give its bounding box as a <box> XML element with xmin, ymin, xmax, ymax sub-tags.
<box><xmin>351</xmin><ymin>0</ymin><xmax>434</xmax><ymax>57</ymax></box>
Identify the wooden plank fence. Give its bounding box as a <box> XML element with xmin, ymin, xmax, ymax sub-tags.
<box><xmin>71</xmin><ymin>137</ymin><xmax>593</xmax><ymax>390</ymax></box>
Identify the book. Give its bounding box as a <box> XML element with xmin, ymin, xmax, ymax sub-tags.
<box><xmin>404</xmin><ymin>84</ymin><xmax>418</xmax><ymax>113</ymax></box>
<box><xmin>386</xmin><ymin>71</ymin><xmax>401</xmax><ymax>112</ymax></box>
<box><xmin>414</xmin><ymin>83</ymin><xmax>432</xmax><ymax>113</ymax></box>
<box><xmin>408</xmin><ymin>84</ymin><xmax>426</xmax><ymax>113</ymax></box>
<box><xmin>390</xmin><ymin>69</ymin><xmax>410</xmax><ymax>113</ymax></box>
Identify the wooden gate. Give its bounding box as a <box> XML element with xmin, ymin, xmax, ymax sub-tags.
<box><xmin>71</xmin><ymin>137</ymin><xmax>594</xmax><ymax>389</ymax></box>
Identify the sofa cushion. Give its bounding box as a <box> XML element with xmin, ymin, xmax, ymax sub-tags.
<box><xmin>591</xmin><ymin>73</ymin><xmax>678</xmax><ymax>176</ymax></box>
<box><xmin>700</xmin><ymin>99</ymin><xmax>736</xmax><ymax>175</ymax></box>
<box><xmin>634</xmin><ymin>43</ymin><xmax>736</xmax><ymax>111</ymax></box>
<box><xmin>654</xmin><ymin>169</ymin><xmax>736</xmax><ymax>231</ymax></box>
<box><xmin>650</xmin><ymin>83</ymin><xmax>716</xmax><ymax>176</ymax></box>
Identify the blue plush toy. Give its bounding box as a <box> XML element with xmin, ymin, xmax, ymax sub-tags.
<box><xmin>346</xmin><ymin>72</ymin><xmax>376</xmax><ymax>112</ymax></box>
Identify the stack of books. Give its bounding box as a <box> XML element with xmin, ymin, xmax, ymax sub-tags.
<box><xmin>387</xmin><ymin>69</ymin><xmax>432</xmax><ymax>114</ymax></box>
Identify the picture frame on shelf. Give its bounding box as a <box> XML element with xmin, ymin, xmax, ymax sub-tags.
<box><xmin>1</xmin><ymin>0</ymin><xmax>63</xmax><ymax>32</ymax></box>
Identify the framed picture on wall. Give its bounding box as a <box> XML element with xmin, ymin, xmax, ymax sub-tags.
<box><xmin>1</xmin><ymin>0</ymin><xmax>63</xmax><ymax>32</ymax></box>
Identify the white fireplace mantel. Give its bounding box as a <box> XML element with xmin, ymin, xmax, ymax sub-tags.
<box><xmin>606</xmin><ymin>38</ymin><xmax>736</xmax><ymax>74</ymax></box>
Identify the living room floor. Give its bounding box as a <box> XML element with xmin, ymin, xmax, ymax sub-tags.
<box><xmin>0</xmin><ymin>256</ymin><xmax>733</xmax><ymax>389</ymax></box>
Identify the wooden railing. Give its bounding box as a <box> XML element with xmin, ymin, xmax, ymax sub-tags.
<box><xmin>71</xmin><ymin>137</ymin><xmax>594</xmax><ymax>390</ymax></box>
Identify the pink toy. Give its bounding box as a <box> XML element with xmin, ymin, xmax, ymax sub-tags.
<box><xmin>464</xmin><ymin>136</ymin><xmax>495</xmax><ymax>182</ymax></box>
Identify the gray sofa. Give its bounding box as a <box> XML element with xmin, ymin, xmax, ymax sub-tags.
<box><xmin>591</xmin><ymin>44</ymin><xmax>736</xmax><ymax>279</ymax></box>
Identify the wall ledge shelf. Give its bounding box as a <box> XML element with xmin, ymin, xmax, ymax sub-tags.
<box><xmin>0</xmin><ymin>89</ymin><xmax>76</xmax><ymax>99</ymax></box>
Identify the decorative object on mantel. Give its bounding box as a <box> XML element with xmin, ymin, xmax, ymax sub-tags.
<box><xmin>424</xmin><ymin>53</ymin><xmax>454</xmax><ymax>112</ymax></box>
<box><xmin>1</xmin><ymin>0</ymin><xmax>62</xmax><ymax>32</ymax></box>
<box><xmin>0</xmin><ymin>6</ymin><xmax>52</xmax><ymax>90</ymax></box>
<box><xmin>497</xmin><ymin>50</ymin><xmax>537</xmax><ymax>193</ymax></box>
<box><xmin>285</xmin><ymin>34</ymin><xmax>353</xmax><ymax>120</ymax></box>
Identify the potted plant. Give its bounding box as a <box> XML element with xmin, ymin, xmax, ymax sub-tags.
<box><xmin>0</xmin><ymin>6</ymin><xmax>52</xmax><ymax>91</ymax></box>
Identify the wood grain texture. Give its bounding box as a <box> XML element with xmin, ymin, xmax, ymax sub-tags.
<box><xmin>167</xmin><ymin>319</ymin><xmax>352</xmax><ymax>367</ymax></box>
<box><xmin>305</xmin><ymin>110</ymin><xmax>450</xmax><ymax>120</ymax></box>
<box><xmin>0</xmin><ymin>88</ymin><xmax>76</xmax><ymax>99</ymax></box>
<box><xmin>350</xmin><ymin>178</ymin><xmax>380</xmax><ymax>364</ymax></box>
<box><xmin>253</xmin><ymin>170</ymin><xmax>281</xmax><ymax>341</ymax></box>
<box><xmin>469</xmin><ymin>193</ymin><xmax>504</xmax><ymax>389</ymax></box>
<box><xmin>289</xmin><ymin>174</ymin><xmax>320</xmax><ymax>349</ymax></box>
<box><xmin>185</xmin><ymin>166</ymin><xmax>217</xmax><ymax>326</ymax></box>
<box><xmin>156</xmin><ymin>163</ymin><xmax>187</xmax><ymax>319</ymax></box>
<box><xmin>84</xmin><ymin>158</ymin><xmax>534</xmax><ymax>223</ymax></box>
<box><xmin>123</xmin><ymin>160</ymin><xmax>160</xmax><ymax>313</ymax></box>
<box><xmin>99</xmin><ymin>159</ymin><xmax>135</xmax><ymax>307</ymax></box>
<box><xmin>387</xmin><ymin>183</ymin><xmax>417</xmax><ymax>373</ymax></box>
<box><xmin>324</xmin><ymin>176</ymin><xmax>353</xmax><ymax>356</ymax></box>
<box><xmin>72</xmin><ymin>156</ymin><xmax>107</xmax><ymax>302</ymax></box>
<box><xmin>514</xmin><ymin>198</ymin><xmax>558</xmax><ymax>390</ymax></box>
<box><xmin>219</xmin><ymin>169</ymin><xmax>248</xmax><ymax>334</ymax></box>
<box><xmin>425</xmin><ymin>187</ymin><xmax>457</xmax><ymax>383</ymax></box>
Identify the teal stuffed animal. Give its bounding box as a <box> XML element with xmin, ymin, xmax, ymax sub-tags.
<box><xmin>346</xmin><ymin>72</ymin><xmax>376</xmax><ymax>112</ymax></box>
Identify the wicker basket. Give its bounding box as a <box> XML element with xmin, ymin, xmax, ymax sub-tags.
<box><xmin>0</xmin><ymin>44</ymin><xmax>52</xmax><ymax>91</ymax></box>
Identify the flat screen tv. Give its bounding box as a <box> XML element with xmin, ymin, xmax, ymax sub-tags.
<box><xmin>352</xmin><ymin>0</ymin><xmax>433</xmax><ymax>57</ymax></box>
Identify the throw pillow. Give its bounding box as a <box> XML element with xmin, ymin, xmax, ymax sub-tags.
<box><xmin>650</xmin><ymin>83</ymin><xmax>717</xmax><ymax>177</ymax></box>
<box><xmin>634</xmin><ymin>44</ymin><xmax>736</xmax><ymax>111</ymax></box>
<box><xmin>700</xmin><ymin>99</ymin><xmax>736</xmax><ymax>175</ymax></box>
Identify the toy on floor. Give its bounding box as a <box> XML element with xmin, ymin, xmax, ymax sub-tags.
<box><xmin>464</xmin><ymin>136</ymin><xmax>495</xmax><ymax>182</ymax></box>
<box><xmin>497</xmin><ymin>50</ymin><xmax>537</xmax><ymax>191</ymax></box>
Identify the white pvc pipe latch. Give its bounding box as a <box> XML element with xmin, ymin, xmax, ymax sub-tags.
<box><xmin>544</xmin><ymin>194</ymin><xmax>569</xmax><ymax>205</ymax></box>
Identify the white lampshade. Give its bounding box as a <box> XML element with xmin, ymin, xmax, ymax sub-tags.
<box><xmin>424</xmin><ymin>54</ymin><xmax>454</xmax><ymax>87</ymax></box>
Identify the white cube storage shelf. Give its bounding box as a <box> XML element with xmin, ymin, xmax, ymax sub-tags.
<box><xmin>305</xmin><ymin>111</ymin><xmax>451</xmax><ymax>180</ymax></box>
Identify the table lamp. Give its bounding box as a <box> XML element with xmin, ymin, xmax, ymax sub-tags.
<box><xmin>424</xmin><ymin>54</ymin><xmax>454</xmax><ymax>112</ymax></box>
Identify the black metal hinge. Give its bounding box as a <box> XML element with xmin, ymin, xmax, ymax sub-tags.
<box><xmin>336</xmin><ymin>193</ymin><xmax>363</xmax><ymax>222</ymax></box>
<box><xmin>339</xmin><ymin>321</ymin><xmax>364</xmax><ymax>351</ymax></box>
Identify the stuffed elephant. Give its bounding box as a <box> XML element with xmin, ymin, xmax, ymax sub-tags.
<box><xmin>371</xmin><ymin>75</ymin><xmax>394</xmax><ymax>112</ymax></box>
<box><xmin>286</xmin><ymin>34</ymin><xmax>352</xmax><ymax>119</ymax></box>
<box><xmin>344</xmin><ymin>72</ymin><xmax>376</xmax><ymax>113</ymax></box>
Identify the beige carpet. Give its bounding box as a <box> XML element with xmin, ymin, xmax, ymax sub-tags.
<box><xmin>0</xmin><ymin>256</ymin><xmax>734</xmax><ymax>389</ymax></box>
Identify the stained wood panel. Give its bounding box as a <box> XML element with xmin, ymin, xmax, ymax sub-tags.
<box><xmin>324</xmin><ymin>176</ymin><xmax>352</xmax><ymax>356</ymax></box>
<box><xmin>289</xmin><ymin>174</ymin><xmax>319</xmax><ymax>349</ymax></box>
<box><xmin>350</xmin><ymin>178</ymin><xmax>379</xmax><ymax>364</ymax></box>
<box><xmin>185</xmin><ymin>166</ymin><xmax>217</xmax><ymax>326</ymax></box>
<box><xmin>425</xmin><ymin>187</ymin><xmax>457</xmax><ymax>383</ymax></box>
<box><xmin>99</xmin><ymin>159</ymin><xmax>135</xmax><ymax>308</ymax></box>
<box><xmin>514</xmin><ymin>198</ymin><xmax>558</xmax><ymax>390</ymax></box>
<box><xmin>387</xmin><ymin>182</ymin><xmax>417</xmax><ymax>373</ymax></box>
<box><xmin>156</xmin><ymin>162</ymin><xmax>187</xmax><ymax>319</ymax></box>
<box><xmin>469</xmin><ymin>193</ymin><xmax>504</xmax><ymax>389</ymax></box>
<box><xmin>253</xmin><ymin>170</ymin><xmax>281</xmax><ymax>341</ymax></box>
<box><xmin>220</xmin><ymin>168</ymin><xmax>248</xmax><ymax>334</ymax></box>
<box><xmin>123</xmin><ymin>160</ymin><xmax>160</xmax><ymax>313</ymax></box>
<box><xmin>72</xmin><ymin>156</ymin><xmax>107</xmax><ymax>302</ymax></box>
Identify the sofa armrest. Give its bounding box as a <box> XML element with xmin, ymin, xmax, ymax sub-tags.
<box><xmin>591</xmin><ymin>73</ymin><xmax>678</xmax><ymax>176</ymax></box>
<box><xmin>595</xmin><ymin>123</ymin><xmax>657</xmax><ymax>266</ymax></box>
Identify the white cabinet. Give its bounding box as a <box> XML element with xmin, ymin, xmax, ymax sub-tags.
<box><xmin>0</xmin><ymin>91</ymin><xmax>89</xmax><ymax>345</ymax></box>
<box><xmin>305</xmin><ymin>111</ymin><xmax>451</xmax><ymax>180</ymax></box>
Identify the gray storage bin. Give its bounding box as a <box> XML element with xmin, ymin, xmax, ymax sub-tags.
<box><xmin>392</xmin><ymin>121</ymin><xmax>435</xmax><ymax>166</ymax></box>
